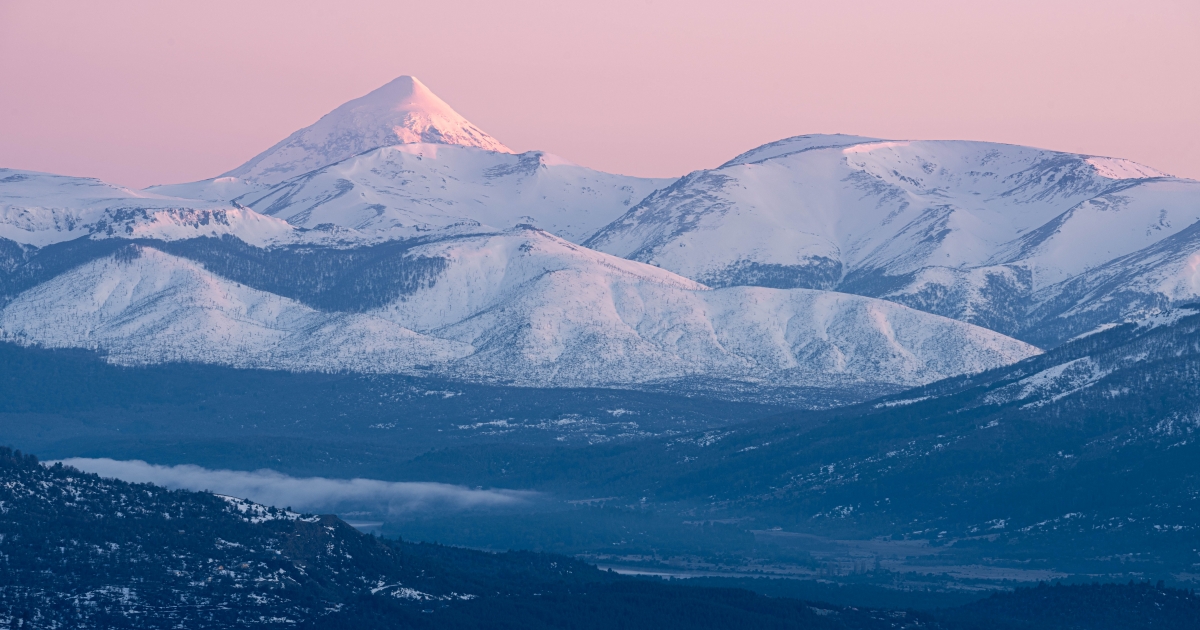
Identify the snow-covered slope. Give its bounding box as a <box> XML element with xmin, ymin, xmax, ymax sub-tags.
<box><xmin>146</xmin><ymin>76</ymin><xmax>670</xmax><ymax>244</ymax></box>
<box><xmin>1022</xmin><ymin>200</ymin><xmax>1200</xmax><ymax>342</ymax></box>
<box><xmin>236</xmin><ymin>144</ymin><xmax>672</xmax><ymax>243</ymax></box>
<box><xmin>896</xmin><ymin>305</ymin><xmax>1200</xmax><ymax>414</ymax></box>
<box><xmin>0</xmin><ymin>245</ymin><xmax>471</xmax><ymax>371</ymax></box>
<box><xmin>223</xmin><ymin>76</ymin><xmax>510</xmax><ymax>187</ymax></box>
<box><xmin>385</xmin><ymin>230</ymin><xmax>1038</xmax><ymax>389</ymax></box>
<box><xmin>0</xmin><ymin>169</ymin><xmax>294</xmax><ymax>247</ymax></box>
<box><xmin>0</xmin><ymin>229</ymin><xmax>1039</xmax><ymax>396</ymax></box>
<box><xmin>150</xmin><ymin>76</ymin><xmax>510</xmax><ymax>201</ymax></box>
<box><xmin>585</xmin><ymin>135</ymin><xmax>1197</xmax><ymax>343</ymax></box>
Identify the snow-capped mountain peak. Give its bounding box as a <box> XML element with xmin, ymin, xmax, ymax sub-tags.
<box><xmin>220</xmin><ymin>76</ymin><xmax>512</xmax><ymax>186</ymax></box>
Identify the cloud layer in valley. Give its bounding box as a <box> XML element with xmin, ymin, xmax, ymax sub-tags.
<box><xmin>55</xmin><ymin>458</ymin><xmax>536</xmax><ymax>517</ymax></box>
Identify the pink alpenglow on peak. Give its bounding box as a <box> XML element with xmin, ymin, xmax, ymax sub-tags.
<box><xmin>222</xmin><ymin>76</ymin><xmax>512</xmax><ymax>185</ymax></box>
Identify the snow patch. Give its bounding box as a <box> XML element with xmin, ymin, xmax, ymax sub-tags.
<box><xmin>1086</xmin><ymin>157</ymin><xmax>1169</xmax><ymax>180</ymax></box>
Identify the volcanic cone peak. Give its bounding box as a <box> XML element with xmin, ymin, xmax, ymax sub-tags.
<box><xmin>223</xmin><ymin>76</ymin><xmax>512</xmax><ymax>185</ymax></box>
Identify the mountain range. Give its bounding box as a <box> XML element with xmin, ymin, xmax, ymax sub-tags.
<box><xmin>586</xmin><ymin>134</ymin><xmax>1199</xmax><ymax>346</ymax></box>
<box><xmin>4</xmin><ymin>75</ymin><xmax>1200</xmax><ymax>402</ymax></box>
<box><xmin>5</xmin><ymin>73</ymin><xmax>1200</xmax><ymax>618</ymax></box>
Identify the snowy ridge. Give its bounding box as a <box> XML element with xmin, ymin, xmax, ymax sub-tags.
<box><xmin>1086</xmin><ymin>157</ymin><xmax>1170</xmax><ymax>180</ymax></box>
<box><xmin>0</xmin><ymin>245</ymin><xmax>472</xmax><ymax>371</ymax></box>
<box><xmin>589</xmin><ymin>137</ymin><xmax>1175</xmax><ymax>281</ymax></box>
<box><xmin>378</xmin><ymin>231</ymin><xmax>1037</xmax><ymax>388</ymax></box>
<box><xmin>0</xmin><ymin>168</ymin><xmax>297</xmax><ymax>247</ymax></box>
<box><xmin>0</xmin><ymin>230</ymin><xmax>1037</xmax><ymax>392</ymax></box>
<box><xmin>586</xmin><ymin>136</ymin><xmax>1195</xmax><ymax>343</ymax></box>
<box><xmin>1014</xmin><ymin>178</ymin><xmax>1200</xmax><ymax>341</ymax></box>
<box><xmin>237</xmin><ymin>143</ymin><xmax>672</xmax><ymax>243</ymax></box>
<box><xmin>720</xmin><ymin>133</ymin><xmax>882</xmax><ymax>167</ymax></box>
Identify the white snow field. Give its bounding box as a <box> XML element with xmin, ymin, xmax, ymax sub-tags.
<box><xmin>585</xmin><ymin>135</ymin><xmax>1200</xmax><ymax>342</ymax></box>
<box><xmin>0</xmin><ymin>169</ymin><xmax>293</xmax><ymax>248</ymax></box>
<box><xmin>0</xmin><ymin>245</ymin><xmax>472</xmax><ymax>371</ymax></box>
<box><xmin>235</xmin><ymin>144</ymin><xmax>672</xmax><ymax>243</ymax></box>
<box><xmin>0</xmin><ymin>230</ymin><xmax>1037</xmax><ymax>391</ymax></box>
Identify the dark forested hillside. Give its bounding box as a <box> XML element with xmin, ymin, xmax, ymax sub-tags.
<box><xmin>0</xmin><ymin>234</ymin><xmax>451</xmax><ymax>313</ymax></box>
<box><xmin>0</xmin><ymin>447</ymin><xmax>843</xmax><ymax>629</ymax></box>
<box><xmin>154</xmin><ymin>235</ymin><xmax>449</xmax><ymax>312</ymax></box>
<box><xmin>389</xmin><ymin>309</ymin><xmax>1200</xmax><ymax>579</ymax></box>
<box><xmin>0</xmin><ymin>340</ymin><xmax>782</xmax><ymax>478</ymax></box>
<box><xmin>2</xmin><ymin>447</ymin><xmax>1197</xmax><ymax>629</ymax></box>
<box><xmin>938</xmin><ymin>582</ymin><xmax>1200</xmax><ymax>630</ymax></box>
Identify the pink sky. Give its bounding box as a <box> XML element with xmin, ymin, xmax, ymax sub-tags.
<box><xmin>1</xmin><ymin>0</ymin><xmax>1197</xmax><ymax>188</ymax></box>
